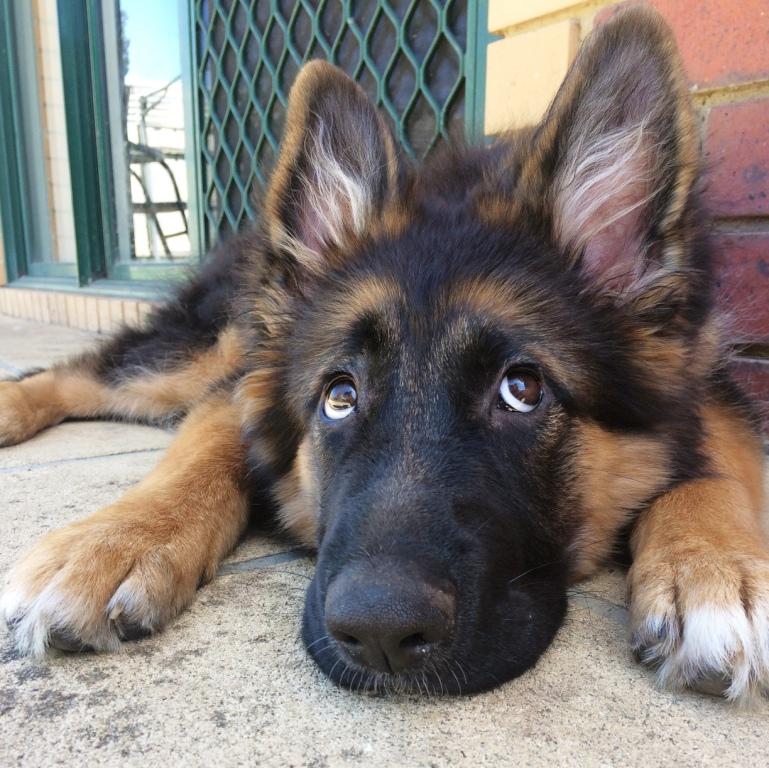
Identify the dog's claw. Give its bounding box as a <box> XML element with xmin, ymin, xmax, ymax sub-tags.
<box><xmin>111</xmin><ymin>614</ymin><xmax>152</xmax><ymax>642</ymax></box>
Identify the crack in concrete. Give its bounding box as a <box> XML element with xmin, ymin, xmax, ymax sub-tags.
<box><xmin>568</xmin><ymin>591</ymin><xmax>629</xmax><ymax>627</ymax></box>
<box><xmin>218</xmin><ymin>549</ymin><xmax>309</xmax><ymax>575</ymax></box>
<box><xmin>0</xmin><ymin>447</ymin><xmax>165</xmax><ymax>475</ymax></box>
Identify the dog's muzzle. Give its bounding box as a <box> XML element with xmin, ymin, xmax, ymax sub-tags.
<box><xmin>324</xmin><ymin>558</ymin><xmax>456</xmax><ymax>675</ymax></box>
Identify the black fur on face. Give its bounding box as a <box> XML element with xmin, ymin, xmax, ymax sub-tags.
<box><xmin>240</xmin><ymin>8</ymin><xmax>715</xmax><ymax>694</ymax></box>
<box><xmin>292</xmin><ymin>223</ymin><xmax>584</xmax><ymax>693</ymax></box>
<box><xmin>286</xmin><ymin>203</ymin><xmax>700</xmax><ymax>693</ymax></box>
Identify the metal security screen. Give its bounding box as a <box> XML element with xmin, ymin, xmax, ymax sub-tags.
<box><xmin>192</xmin><ymin>0</ymin><xmax>475</xmax><ymax>243</ymax></box>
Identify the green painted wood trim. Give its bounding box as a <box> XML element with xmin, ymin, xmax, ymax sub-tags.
<box><xmin>0</xmin><ymin>0</ymin><xmax>27</xmax><ymax>282</ymax></box>
<box><xmin>465</xmin><ymin>0</ymin><xmax>497</xmax><ymax>142</ymax></box>
<box><xmin>27</xmin><ymin>262</ymin><xmax>79</xmax><ymax>279</ymax></box>
<box><xmin>10</xmin><ymin>275</ymin><xmax>168</xmax><ymax>301</ymax></box>
<box><xmin>0</xmin><ymin>0</ymin><xmax>59</xmax><ymax>281</ymax></box>
<box><xmin>57</xmin><ymin>0</ymin><xmax>106</xmax><ymax>285</ymax></box>
<box><xmin>180</xmin><ymin>0</ymin><xmax>207</xmax><ymax>257</ymax></box>
<box><xmin>109</xmin><ymin>260</ymin><xmax>193</xmax><ymax>282</ymax></box>
<box><xmin>86</xmin><ymin>0</ymin><xmax>122</xmax><ymax>274</ymax></box>
<box><xmin>6</xmin><ymin>276</ymin><xmax>78</xmax><ymax>292</ymax></box>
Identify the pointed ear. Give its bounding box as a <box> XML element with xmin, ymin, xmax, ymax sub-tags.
<box><xmin>519</xmin><ymin>7</ymin><xmax>698</xmax><ymax>293</ymax></box>
<box><xmin>265</xmin><ymin>61</ymin><xmax>400</xmax><ymax>272</ymax></box>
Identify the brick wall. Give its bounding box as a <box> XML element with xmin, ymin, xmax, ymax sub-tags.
<box><xmin>485</xmin><ymin>0</ymin><xmax>769</xmax><ymax>431</ymax></box>
<box><xmin>0</xmin><ymin>288</ymin><xmax>155</xmax><ymax>334</ymax></box>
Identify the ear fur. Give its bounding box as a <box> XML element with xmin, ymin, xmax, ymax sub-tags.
<box><xmin>264</xmin><ymin>61</ymin><xmax>400</xmax><ymax>273</ymax></box>
<box><xmin>517</xmin><ymin>7</ymin><xmax>699</xmax><ymax>297</ymax></box>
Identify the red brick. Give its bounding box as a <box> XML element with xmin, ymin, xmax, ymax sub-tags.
<box><xmin>703</xmin><ymin>99</ymin><xmax>769</xmax><ymax>218</ymax></box>
<box><xmin>729</xmin><ymin>358</ymin><xmax>769</xmax><ymax>435</ymax></box>
<box><xmin>712</xmin><ymin>233</ymin><xmax>769</xmax><ymax>343</ymax></box>
<box><xmin>596</xmin><ymin>1</ymin><xmax>769</xmax><ymax>89</ymax></box>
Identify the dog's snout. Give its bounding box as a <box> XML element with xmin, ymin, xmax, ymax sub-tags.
<box><xmin>325</xmin><ymin>561</ymin><xmax>455</xmax><ymax>675</ymax></box>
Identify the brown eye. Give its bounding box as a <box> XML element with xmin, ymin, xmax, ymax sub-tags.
<box><xmin>499</xmin><ymin>369</ymin><xmax>542</xmax><ymax>413</ymax></box>
<box><xmin>323</xmin><ymin>377</ymin><xmax>357</xmax><ymax>420</ymax></box>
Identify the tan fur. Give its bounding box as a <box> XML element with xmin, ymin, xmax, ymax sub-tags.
<box><xmin>315</xmin><ymin>277</ymin><xmax>400</xmax><ymax>349</ymax></box>
<box><xmin>375</xmin><ymin>202</ymin><xmax>413</xmax><ymax>241</ymax></box>
<box><xmin>114</xmin><ymin>326</ymin><xmax>245</xmax><ymax>413</ymax></box>
<box><xmin>238</xmin><ymin>276</ymin><xmax>400</xmax><ymax>434</ymax></box>
<box><xmin>1</xmin><ymin>394</ymin><xmax>249</xmax><ymax>655</ymax></box>
<box><xmin>446</xmin><ymin>278</ymin><xmax>590</xmax><ymax>394</ymax></box>
<box><xmin>274</xmin><ymin>436</ymin><xmax>319</xmax><ymax>547</ymax></box>
<box><xmin>628</xmin><ymin>403</ymin><xmax>769</xmax><ymax>700</ymax></box>
<box><xmin>264</xmin><ymin>60</ymin><xmax>399</xmax><ymax>270</ymax></box>
<box><xmin>570</xmin><ymin>423</ymin><xmax>671</xmax><ymax>579</ymax></box>
<box><xmin>0</xmin><ymin>325</ymin><xmax>245</xmax><ymax>446</ymax></box>
<box><xmin>517</xmin><ymin>9</ymin><xmax>696</xmax><ymax>227</ymax></box>
<box><xmin>234</xmin><ymin>348</ymin><xmax>284</xmax><ymax>469</ymax></box>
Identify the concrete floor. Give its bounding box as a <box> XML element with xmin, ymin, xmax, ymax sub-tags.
<box><xmin>0</xmin><ymin>314</ymin><xmax>767</xmax><ymax>767</ymax></box>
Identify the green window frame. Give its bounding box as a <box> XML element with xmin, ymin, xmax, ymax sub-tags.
<box><xmin>0</xmin><ymin>1</ymin><xmax>492</xmax><ymax>297</ymax></box>
<box><xmin>0</xmin><ymin>0</ymin><xmax>77</xmax><ymax>284</ymax></box>
<box><xmin>0</xmin><ymin>0</ymin><xmax>200</xmax><ymax>298</ymax></box>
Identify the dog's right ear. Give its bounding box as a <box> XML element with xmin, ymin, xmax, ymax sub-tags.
<box><xmin>264</xmin><ymin>61</ymin><xmax>400</xmax><ymax>275</ymax></box>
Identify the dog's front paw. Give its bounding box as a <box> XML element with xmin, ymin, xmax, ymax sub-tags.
<box><xmin>629</xmin><ymin>547</ymin><xmax>769</xmax><ymax>701</ymax></box>
<box><xmin>1</xmin><ymin>510</ymin><xmax>201</xmax><ymax>656</ymax></box>
<box><xmin>0</xmin><ymin>380</ymin><xmax>44</xmax><ymax>447</ymax></box>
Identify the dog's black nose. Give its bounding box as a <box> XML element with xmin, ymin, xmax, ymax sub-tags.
<box><xmin>325</xmin><ymin>560</ymin><xmax>455</xmax><ymax>674</ymax></box>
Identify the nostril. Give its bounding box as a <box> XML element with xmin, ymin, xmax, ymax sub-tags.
<box><xmin>399</xmin><ymin>632</ymin><xmax>429</xmax><ymax>650</ymax></box>
<box><xmin>323</xmin><ymin>562</ymin><xmax>457</xmax><ymax>676</ymax></box>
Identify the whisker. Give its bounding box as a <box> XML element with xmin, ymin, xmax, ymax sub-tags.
<box><xmin>446</xmin><ymin>659</ymin><xmax>462</xmax><ymax>695</ymax></box>
<box><xmin>308</xmin><ymin>642</ymin><xmax>336</xmax><ymax>657</ymax></box>
<box><xmin>304</xmin><ymin>634</ymin><xmax>330</xmax><ymax>652</ymax></box>
<box><xmin>454</xmin><ymin>658</ymin><xmax>469</xmax><ymax>686</ymax></box>
<box><xmin>328</xmin><ymin>658</ymin><xmax>343</xmax><ymax>681</ymax></box>
<box><xmin>508</xmin><ymin>559</ymin><xmax>560</xmax><ymax>586</ymax></box>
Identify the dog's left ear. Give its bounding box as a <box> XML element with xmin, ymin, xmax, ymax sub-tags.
<box><xmin>518</xmin><ymin>8</ymin><xmax>698</xmax><ymax>298</ymax></box>
<box><xmin>265</xmin><ymin>61</ymin><xmax>400</xmax><ymax>274</ymax></box>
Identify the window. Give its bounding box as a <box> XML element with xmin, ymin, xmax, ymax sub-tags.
<box><xmin>103</xmin><ymin>1</ymin><xmax>195</xmax><ymax>266</ymax></box>
<box><xmin>0</xmin><ymin>1</ymin><xmax>491</xmax><ymax>294</ymax></box>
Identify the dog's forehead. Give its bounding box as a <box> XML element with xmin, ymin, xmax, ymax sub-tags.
<box><xmin>305</xmin><ymin>260</ymin><xmax>588</xmax><ymax>391</ymax></box>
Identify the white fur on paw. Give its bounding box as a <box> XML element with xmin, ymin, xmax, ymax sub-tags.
<box><xmin>1</xmin><ymin>576</ymin><xmax>121</xmax><ymax>656</ymax></box>
<box><xmin>1</xmin><ymin>552</ymin><xmax>170</xmax><ymax>657</ymax></box>
<box><xmin>631</xmin><ymin>563</ymin><xmax>769</xmax><ymax>702</ymax></box>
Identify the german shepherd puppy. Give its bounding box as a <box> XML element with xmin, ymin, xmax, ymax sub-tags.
<box><xmin>1</xmin><ymin>8</ymin><xmax>767</xmax><ymax>701</ymax></box>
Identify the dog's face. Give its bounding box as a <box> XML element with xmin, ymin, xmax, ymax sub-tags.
<box><xmin>241</xmin><ymin>9</ymin><xmax>711</xmax><ymax>693</ymax></box>
<box><xmin>295</xmin><ymin>225</ymin><xmax>578</xmax><ymax>693</ymax></box>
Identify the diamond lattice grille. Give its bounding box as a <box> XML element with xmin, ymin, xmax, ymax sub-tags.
<box><xmin>194</xmin><ymin>0</ymin><xmax>468</xmax><ymax>241</ymax></box>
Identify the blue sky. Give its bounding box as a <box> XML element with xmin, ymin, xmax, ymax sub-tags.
<box><xmin>122</xmin><ymin>0</ymin><xmax>182</xmax><ymax>82</ymax></box>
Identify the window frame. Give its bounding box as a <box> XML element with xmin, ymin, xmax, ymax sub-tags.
<box><xmin>0</xmin><ymin>0</ymin><xmax>204</xmax><ymax>298</ymax></box>
<box><xmin>0</xmin><ymin>0</ymin><xmax>77</xmax><ymax>285</ymax></box>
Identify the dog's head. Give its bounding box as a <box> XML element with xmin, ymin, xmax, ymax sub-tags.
<box><xmin>240</xmin><ymin>8</ymin><xmax>714</xmax><ymax>693</ymax></box>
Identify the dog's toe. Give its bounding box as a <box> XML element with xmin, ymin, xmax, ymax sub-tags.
<box><xmin>629</xmin><ymin>551</ymin><xmax>769</xmax><ymax>702</ymax></box>
<box><xmin>1</xmin><ymin>513</ymin><xmax>201</xmax><ymax>657</ymax></box>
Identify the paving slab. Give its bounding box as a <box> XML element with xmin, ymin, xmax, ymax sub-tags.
<box><xmin>0</xmin><ymin>315</ymin><xmax>100</xmax><ymax>374</ymax></box>
<box><xmin>1</xmin><ymin>315</ymin><xmax>768</xmax><ymax>767</ymax></box>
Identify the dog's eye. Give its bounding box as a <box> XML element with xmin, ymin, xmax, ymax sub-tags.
<box><xmin>499</xmin><ymin>369</ymin><xmax>542</xmax><ymax>413</ymax></box>
<box><xmin>323</xmin><ymin>377</ymin><xmax>357</xmax><ymax>420</ymax></box>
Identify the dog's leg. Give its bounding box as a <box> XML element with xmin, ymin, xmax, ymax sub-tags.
<box><xmin>629</xmin><ymin>403</ymin><xmax>769</xmax><ymax>700</ymax></box>
<box><xmin>1</xmin><ymin>393</ymin><xmax>249</xmax><ymax>655</ymax></box>
<box><xmin>0</xmin><ymin>323</ymin><xmax>244</xmax><ymax>446</ymax></box>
